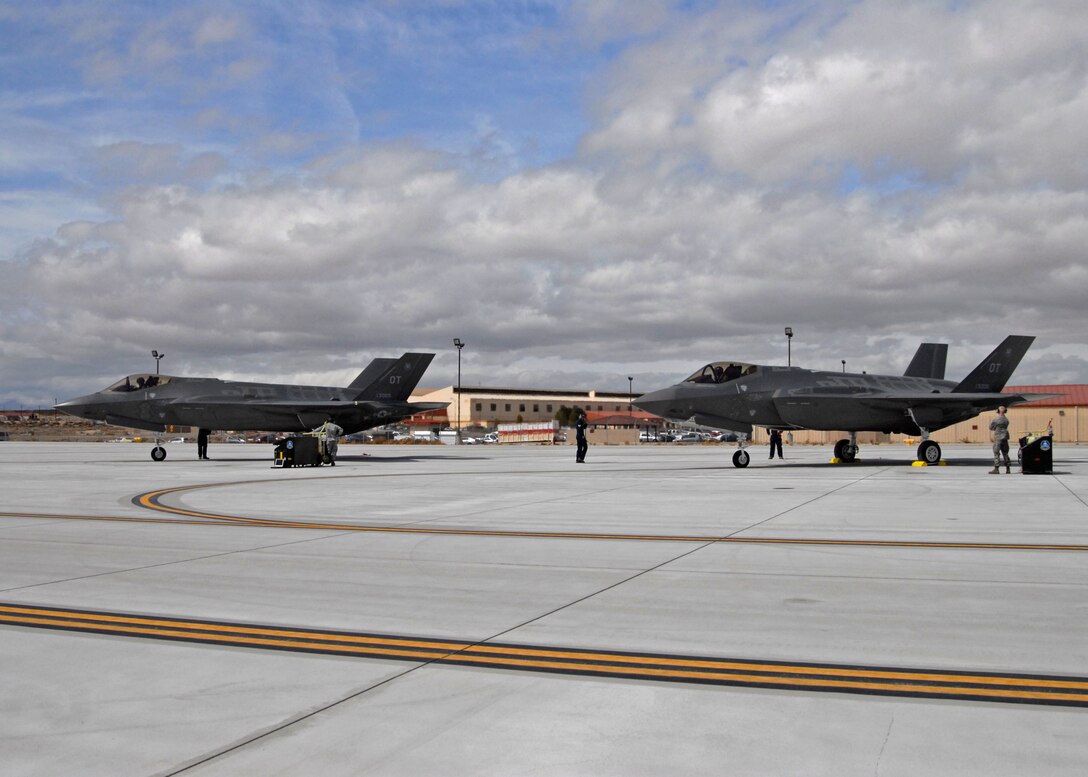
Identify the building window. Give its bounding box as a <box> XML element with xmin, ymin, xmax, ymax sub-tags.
<box><xmin>519</xmin><ymin>404</ymin><xmax>526</xmax><ymax>412</ymax></box>
<box><xmin>475</xmin><ymin>403</ymin><xmax>482</xmax><ymax>411</ymax></box>
<box><xmin>490</xmin><ymin>403</ymin><xmax>497</xmax><ymax>412</ymax></box>
<box><xmin>546</xmin><ymin>404</ymin><xmax>553</xmax><ymax>412</ymax></box>
<box><xmin>505</xmin><ymin>404</ymin><xmax>511</xmax><ymax>412</ymax></box>
<box><xmin>533</xmin><ymin>404</ymin><xmax>539</xmax><ymax>412</ymax></box>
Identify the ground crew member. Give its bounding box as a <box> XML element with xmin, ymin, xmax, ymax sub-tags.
<box><xmin>768</xmin><ymin>428</ymin><xmax>783</xmax><ymax>459</ymax></box>
<box><xmin>990</xmin><ymin>406</ymin><xmax>1011</xmax><ymax>474</ymax></box>
<box><xmin>575</xmin><ymin>411</ymin><xmax>588</xmax><ymax>463</ymax></box>
<box><xmin>197</xmin><ymin>428</ymin><xmax>209</xmax><ymax>460</ymax></box>
<box><xmin>322</xmin><ymin>418</ymin><xmax>343</xmax><ymax>465</ymax></box>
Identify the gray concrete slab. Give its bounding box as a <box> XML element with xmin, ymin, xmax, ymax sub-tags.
<box><xmin>2</xmin><ymin>441</ymin><xmax>1088</xmax><ymax>775</ymax></box>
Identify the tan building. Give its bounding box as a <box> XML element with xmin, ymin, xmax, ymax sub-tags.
<box><xmin>413</xmin><ymin>386</ymin><xmax>638</xmax><ymax>429</ymax></box>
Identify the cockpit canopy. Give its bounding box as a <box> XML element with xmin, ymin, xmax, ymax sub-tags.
<box><xmin>684</xmin><ymin>362</ymin><xmax>757</xmax><ymax>385</ymax></box>
<box><xmin>106</xmin><ymin>374</ymin><xmax>172</xmax><ymax>392</ymax></box>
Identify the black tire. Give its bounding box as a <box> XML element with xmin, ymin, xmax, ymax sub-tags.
<box><xmin>732</xmin><ymin>449</ymin><xmax>750</xmax><ymax>468</ymax></box>
<box><xmin>834</xmin><ymin>439</ymin><xmax>857</xmax><ymax>462</ymax></box>
<box><xmin>918</xmin><ymin>440</ymin><xmax>941</xmax><ymax>464</ymax></box>
<box><xmin>151</xmin><ymin>446</ymin><xmax>167</xmax><ymax>462</ymax></box>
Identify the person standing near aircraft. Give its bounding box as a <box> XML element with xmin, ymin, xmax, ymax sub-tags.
<box><xmin>575</xmin><ymin>411</ymin><xmax>588</xmax><ymax>463</ymax></box>
<box><xmin>990</xmin><ymin>406</ymin><xmax>1012</xmax><ymax>474</ymax></box>
<box><xmin>321</xmin><ymin>418</ymin><xmax>343</xmax><ymax>465</ymax></box>
<box><xmin>197</xmin><ymin>428</ymin><xmax>209</xmax><ymax>460</ymax></box>
<box><xmin>768</xmin><ymin>428</ymin><xmax>783</xmax><ymax>459</ymax></box>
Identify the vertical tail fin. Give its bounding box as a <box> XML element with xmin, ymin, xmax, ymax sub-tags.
<box><xmin>353</xmin><ymin>353</ymin><xmax>436</xmax><ymax>401</ymax></box>
<box><xmin>348</xmin><ymin>358</ymin><xmax>397</xmax><ymax>390</ymax></box>
<box><xmin>904</xmin><ymin>343</ymin><xmax>948</xmax><ymax>379</ymax></box>
<box><xmin>952</xmin><ymin>336</ymin><xmax>1035</xmax><ymax>393</ymax></box>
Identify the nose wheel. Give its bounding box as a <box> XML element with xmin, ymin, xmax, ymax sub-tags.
<box><xmin>151</xmin><ymin>433</ymin><xmax>167</xmax><ymax>461</ymax></box>
<box><xmin>732</xmin><ymin>449</ymin><xmax>750</xmax><ymax>468</ymax></box>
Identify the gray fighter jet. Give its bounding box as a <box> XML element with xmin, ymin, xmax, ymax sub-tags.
<box><xmin>56</xmin><ymin>353</ymin><xmax>445</xmax><ymax>461</ymax></box>
<box><xmin>634</xmin><ymin>336</ymin><xmax>1052</xmax><ymax>468</ymax></box>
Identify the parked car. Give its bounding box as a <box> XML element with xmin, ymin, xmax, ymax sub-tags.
<box><xmin>482</xmin><ymin>432</ymin><xmax>498</xmax><ymax>444</ymax></box>
<box><xmin>167</xmin><ymin>438</ymin><xmax>187</xmax><ymax>444</ymax></box>
<box><xmin>225</xmin><ymin>435</ymin><xmax>246</xmax><ymax>443</ymax></box>
<box><xmin>639</xmin><ymin>431</ymin><xmax>657</xmax><ymax>442</ymax></box>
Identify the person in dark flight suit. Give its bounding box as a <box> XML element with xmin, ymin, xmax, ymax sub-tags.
<box><xmin>575</xmin><ymin>412</ymin><xmax>588</xmax><ymax>463</ymax></box>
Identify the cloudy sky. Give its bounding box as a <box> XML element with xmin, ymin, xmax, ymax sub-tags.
<box><xmin>3</xmin><ymin>0</ymin><xmax>1087</xmax><ymax>407</ymax></box>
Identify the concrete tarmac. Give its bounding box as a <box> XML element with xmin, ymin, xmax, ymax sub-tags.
<box><xmin>2</xmin><ymin>440</ymin><xmax>1088</xmax><ymax>776</ymax></box>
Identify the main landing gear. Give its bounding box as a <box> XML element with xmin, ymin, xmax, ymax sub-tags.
<box><xmin>832</xmin><ymin>432</ymin><xmax>943</xmax><ymax>465</ymax></box>
<box><xmin>833</xmin><ymin>433</ymin><xmax>859</xmax><ymax>463</ymax></box>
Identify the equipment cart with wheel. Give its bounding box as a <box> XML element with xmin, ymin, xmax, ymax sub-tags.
<box><xmin>1018</xmin><ymin>433</ymin><xmax>1053</xmax><ymax>474</ymax></box>
<box><xmin>273</xmin><ymin>435</ymin><xmax>322</xmax><ymax>467</ymax></box>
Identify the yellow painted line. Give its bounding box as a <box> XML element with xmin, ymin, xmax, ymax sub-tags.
<box><xmin>3</xmin><ymin>603</ymin><xmax>1087</xmax><ymax>706</ymax></box>
<box><xmin>8</xmin><ymin>498</ymin><xmax>1088</xmax><ymax>552</ymax></box>
<box><xmin>135</xmin><ymin>485</ymin><xmax>1088</xmax><ymax>549</ymax></box>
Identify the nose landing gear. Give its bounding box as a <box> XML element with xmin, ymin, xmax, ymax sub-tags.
<box><xmin>151</xmin><ymin>433</ymin><xmax>167</xmax><ymax>461</ymax></box>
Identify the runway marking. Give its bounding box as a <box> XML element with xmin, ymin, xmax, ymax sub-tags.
<box><xmin>5</xmin><ymin>490</ymin><xmax>1088</xmax><ymax>552</ymax></box>
<box><xmin>3</xmin><ymin>602</ymin><xmax>1087</xmax><ymax>707</ymax></box>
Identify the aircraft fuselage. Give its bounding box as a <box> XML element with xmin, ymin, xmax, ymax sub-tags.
<box><xmin>636</xmin><ymin>365</ymin><xmax>974</xmax><ymax>436</ymax></box>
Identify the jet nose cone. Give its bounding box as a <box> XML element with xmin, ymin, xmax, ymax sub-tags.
<box><xmin>633</xmin><ymin>388</ymin><xmax>675</xmax><ymax>418</ymax></box>
<box><xmin>55</xmin><ymin>394</ymin><xmax>99</xmax><ymax>420</ymax></box>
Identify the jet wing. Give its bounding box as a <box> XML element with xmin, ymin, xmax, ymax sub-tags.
<box><xmin>163</xmin><ymin>398</ymin><xmax>448</xmax><ymax>433</ymax></box>
<box><xmin>854</xmin><ymin>391</ymin><xmax>1061</xmax><ymax>409</ymax></box>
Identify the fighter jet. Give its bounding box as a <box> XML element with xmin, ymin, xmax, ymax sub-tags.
<box><xmin>56</xmin><ymin>353</ymin><xmax>446</xmax><ymax>461</ymax></box>
<box><xmin>634</xmin><ymin>336</ymin><xmax>1053</xmax><ymax>468</ymax></box>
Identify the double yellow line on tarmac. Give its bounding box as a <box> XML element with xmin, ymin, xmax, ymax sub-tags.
<box><xmin>130</xmin><ymin>484</ymin><xmax>1088</xmax><ymax>551</ymax></box>
<box><xmin>3</xmin><ymin>602</ymin><xmax>1088</xmax><ymax>707</ymax></box>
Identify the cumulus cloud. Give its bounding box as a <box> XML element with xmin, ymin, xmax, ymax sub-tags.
<box><xmin>2</xmin><ymin>1</ymin><xmax>1088</xmax><ymax>408</ymax></box>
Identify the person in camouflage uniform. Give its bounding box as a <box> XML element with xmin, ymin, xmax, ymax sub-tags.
<box><xmin>989</xmin><ymin>406</ymin><xmax>1011</xmax><ymax>474</ymax></box>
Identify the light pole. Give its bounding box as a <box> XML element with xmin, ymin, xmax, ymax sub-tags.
<box><xmin>151</xmin><ymin>349</ymin><xmax>165</xmax><ymax>375</ymax></box>
<box><xmin>841</xmin><ymin>359</ymin><xmax>846</xmax><ymax>373</ymax></box>
<box><xmin>628</xmin><ymin>376</ymin><xmax>633</xmax><ymax>405</ymax></box>
<box><xmin>453</xmin><ymin>338</ymin><xmax>464</xmax><ymax>437</ymax></box>
<box><xmin>784</xmin><ymin>327</ymin><xmax>793</xmax><ymax>366</ymax></box>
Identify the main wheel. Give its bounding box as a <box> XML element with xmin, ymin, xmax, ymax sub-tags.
<box><xmin>834</xmin><ymin>439</ymin><xmax>857</xmax><ymax>462</ymax></box>
<box><xmin>917</xmin><ymin>440</ymin><xmax>941</xmax><ymax>464</ymax></box>
<box><xmin>732</xmin><ymin>449</ymin><xmax>750</xmax><ymax>468</ymax></box>
<box><xmin>151</xmin><ymin>446</ymin><xmax>167</xmax><ymax>462</ymax></box>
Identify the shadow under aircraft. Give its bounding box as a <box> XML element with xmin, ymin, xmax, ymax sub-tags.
<box><xmin>56</xmin><ymin>353</ymin><xmax>446</xmax><ymax>461</ymax></box>
<box><xmin>634</xmin><ymin>336</ymin><xmax>1055</xmax><ymax>468</ymax></box>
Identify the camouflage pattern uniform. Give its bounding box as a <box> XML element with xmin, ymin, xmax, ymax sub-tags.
<box><xmin>989</xmin><ymin>410</ymin><xmax>1011</xmax><ymax>473</ymax></box>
